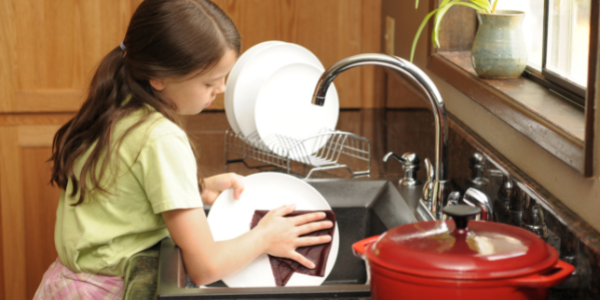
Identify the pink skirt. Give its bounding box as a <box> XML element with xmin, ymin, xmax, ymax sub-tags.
<box><xmin>34</xmin><ymin>258</ymin><xmax>124</xmax><ymax>300</ymax></box>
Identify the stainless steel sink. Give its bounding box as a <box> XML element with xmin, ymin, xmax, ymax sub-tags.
<box><xmin>156</xmin><ymin>179</ymin><xmax>418</xmax><ymax>299</ymax></box>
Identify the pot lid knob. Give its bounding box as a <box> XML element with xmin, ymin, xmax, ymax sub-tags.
<box><xmin>442</xmin><ymin>205</ymin><xmax>481</xmax><ymax>230</ymax></box>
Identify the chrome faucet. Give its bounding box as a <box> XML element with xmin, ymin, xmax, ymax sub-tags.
<box><xmin>311</xmin><ymin>53</ymin><xmax>449</xmax><ymax>219</ymax></box>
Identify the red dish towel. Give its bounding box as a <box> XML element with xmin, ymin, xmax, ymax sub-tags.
<box><xmin>250</xmin><ymin>210</ymin><xmax>336</xmax><ymax>286</ymax></box>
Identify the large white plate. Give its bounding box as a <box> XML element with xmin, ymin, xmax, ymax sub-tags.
<box><xmin>225</xmin><ymin>41</ymin><xmax>284</xmax><ymax>134</ymax></box>
<box><xmin>254</xmin><ymin>63</ymin><xmax>339</xmax><ymax>158</ymax></box>
<box><xmin>206</xmin><ymin>172</ymin><xmax>339</xmax><ymax>287</ymax></box>
<box><xmin>232</xmin><ymin>43</ymin><xmax>325</xmax><ymax>137</ymax></box>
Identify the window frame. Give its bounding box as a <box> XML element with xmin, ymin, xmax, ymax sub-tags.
<box><xmin>426</xmin><ymin>1</ymin><xmax>597</xmax><ymax>177</ymax></box>
<box><xmin>537</xmin><ymin>0</ymin><xmax>588</xmax><ymax>103</ymax></box>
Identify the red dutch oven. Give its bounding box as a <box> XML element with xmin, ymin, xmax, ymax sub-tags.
<box><xmin>352</xmin><ymin>205</ymin><xmax>574</xmax><ymax>300</ymax></box>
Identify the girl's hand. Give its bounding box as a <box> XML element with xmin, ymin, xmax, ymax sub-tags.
<box><xmin>201</xmin><ymin>173</ymin><xmax>244</xmax><ymax>205</ymax></box>
<box><xmin>254</xmin><ymin>204</ymin><xmax>333</xmax><ymax>269</ymax></box>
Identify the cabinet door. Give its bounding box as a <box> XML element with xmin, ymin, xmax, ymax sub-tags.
<box><xmin>212</xmin><ymin>0</ymin><xmax>381</xmax><ymax>108</ymax></box>
<box><xmin>0</xmin><ymin>0</ymin><xmax>142</xmax><ymax>113</ymax></box>
<box><xmin>0</xmin><ymin>0</ymin><xmax>381</xmax><ymax>113</ymax></box>
<box><xmin>0</xmin><ymin>118</ymin><xmax>70</xmax><ymax>300</ymax></box>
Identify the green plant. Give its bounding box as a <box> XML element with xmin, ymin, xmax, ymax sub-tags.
<box><xmin>410</xmin><ymin>0</ymin><xmax>500</xmax><ymax>62</ymax></box>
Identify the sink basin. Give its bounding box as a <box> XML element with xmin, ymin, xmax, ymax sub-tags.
<box><xmin>156</xmin><ymin>179</ymin><xmax>418</xmax><ymax>299</ymax></box>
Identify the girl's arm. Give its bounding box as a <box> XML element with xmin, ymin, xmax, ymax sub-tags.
<box><xmin>162</xmin><ymin>204</ymin><xmax>332</xmax><ymax>286</ymax></box>
<box><xmin>201</xmin><ymin>173</ymin><xmax>244</xmax><ymax>205</ymax></box>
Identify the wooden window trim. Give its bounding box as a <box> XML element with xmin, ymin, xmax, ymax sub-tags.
<box><xmin>426</xmin><ymin>2</ymin><xmax>598</xmax><ymax>177</ymax></box>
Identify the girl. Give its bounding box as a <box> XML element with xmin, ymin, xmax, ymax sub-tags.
<box><xmin>34</xmin><ymin>0</ymin><xmax>333</xmax><ymax>298</ymax></box>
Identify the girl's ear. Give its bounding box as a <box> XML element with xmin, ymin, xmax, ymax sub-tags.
<box><xmin>149</xmin><ymin>78</ymin><xmax>166</xmax><ymax>91</ymax></box>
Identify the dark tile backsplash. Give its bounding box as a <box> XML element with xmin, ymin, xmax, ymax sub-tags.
<box><xmin>185</xmin><ymin>108</ymin><xmax>600</xmax><ymax>299</ymax></box>
<box><xmin>444</xmin><ymin>114</ymin><xmax>600</xmax><ymax>300</ymax></box>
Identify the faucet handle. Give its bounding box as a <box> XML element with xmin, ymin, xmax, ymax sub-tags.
<box><xmin>383</xmin><ymin>152</ymin><xmax>421</xmax><ymax>186</ymax></box>
<box><xmin>383</xmin><ymin>152</ymin><xmax>420</xmax><ymax>165</ymax></box>
<box><xmin>462</xmin><ymin>188</ymin><xmax>493</xmax><ymax>221</ymax></box>
<box><xmin>382</xmin><ymin>151</ymin><xmax>401</xmax><ymax>163</ymax></box>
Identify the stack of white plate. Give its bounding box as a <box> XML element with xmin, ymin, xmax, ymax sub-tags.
<box><xmin>225</xmin><ymin>41</ymin><xmax>339</xmax><ymax>159</ymax></box>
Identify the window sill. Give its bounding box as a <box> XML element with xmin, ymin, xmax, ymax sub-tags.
<box><xmin>427</xmin><ymin>51</ymin><xmax>586</xmax><ymax>174</ymax></box>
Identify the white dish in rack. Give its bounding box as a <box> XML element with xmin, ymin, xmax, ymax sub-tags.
<box><xmin>254</xmin><ymin>63</ymin><xmax>339</xmax><ymax>159</ymax></box>
<box><xmin>229</xmin><ymin>43</ymin><xmax>325</xmax><ymax>137</ymax></box>
<box><xmin>225</xmin><ymin>41</ymin><xmax>284</xmax><ymax>134</ymax></box>
<box><xmin>206</xmin><ymin>172</ymin><xmax>339</xmax><ymax>287</ymax></box>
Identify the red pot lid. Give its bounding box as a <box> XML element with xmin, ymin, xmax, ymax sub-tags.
<box><xmin>365</xmin><ymin>205</ymin><xmax>557</xmax><ymax>280</ymax></box>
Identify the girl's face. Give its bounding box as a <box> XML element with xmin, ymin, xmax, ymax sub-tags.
<box><xmin>150</xmin><ymin>49</ymin><xmax>237</xmax><ymax>115</ymax></box>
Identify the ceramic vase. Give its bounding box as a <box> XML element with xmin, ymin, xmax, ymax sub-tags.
<box><xmin>471</xmin><ymin>10</ymin><xmax>527</xmax><ymax>79</ymax></box>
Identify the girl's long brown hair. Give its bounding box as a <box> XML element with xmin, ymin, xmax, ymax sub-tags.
<box><xmin>50</xmin><ymin>0</ymin><xmax>240</xmax><ymax>205</ymax></box>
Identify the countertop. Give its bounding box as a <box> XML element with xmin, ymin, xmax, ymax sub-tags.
<box><xmin>141</xmin><ymin>108</ymin><xmax>600</xmax><ymax>299</ymax></box>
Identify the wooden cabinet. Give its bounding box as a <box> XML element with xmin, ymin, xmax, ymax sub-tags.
<box><xmin>0</xmin><ymin>115</ymin><xmax>73</xmax><ymax>300</ymax></box>
<box><xmin>1</xmin><ymin>0</ymin><xmax>142</xmax><ymax>297</ymax></box>
<box><xmin>0</xmin><ymin>0</ymin><xmax>381</xmax><ymax>114</ymax></box>
<box><xmin>212</xmin><ymin>0</ymin><xmax>382</xmax><ymax>108</ymax></box>
<box><xmin>0</xmin><ymin>0</ymin><xmax>143</xmax><ymax>113</ymax></box>
<box><xmin>0</xmin><ymin>0</ymin><xmax>381</xmax><ymax>298</ymax></box>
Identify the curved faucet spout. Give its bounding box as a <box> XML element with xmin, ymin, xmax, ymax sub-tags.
<box><xmin>311</xmin><ymin>53</ymin><xmax>448</xmax><ymax>182</ymax></box>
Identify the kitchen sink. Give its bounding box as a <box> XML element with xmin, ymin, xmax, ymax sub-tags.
<box><xmin>156</xmin><ymin>179</ymin><xmax>418</xmax><ymax>299</ymax></box>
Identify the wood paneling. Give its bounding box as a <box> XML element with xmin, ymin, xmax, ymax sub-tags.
<box><xmin>0</xmin><ymin>113</ymin><xmax>74</xmax><ymax>126</ymax></box>
<box><xmin>23</xmin><ymin>148</ymin><xmax>61</xmax><ymax>300</ymax></box>
<box><xmin>361</xmin><ymin>0</ymin><xmax>383</xmax><ymax>108</ymax></box>
<box><xmin>0</xmin><ymin>0</ymin><xmax>14</xmax><ymax>113</ymax></box>
<box><xmin>0</xmin><ymin>127</ymin><xmax>26</xmax><ymax>300</ymax></box>
<box><xmin>1</xmin><ymin>0</ymin><xmax>382</xmax><ymax>113</ymax></box>
<box><xmin>1</xmin><ymin>124</ymin><xmax>64</xmax><ymax>299</ymax></box>
<box><xmin>18</xmin><ymin>125</ymin><xmax>62</xmax><ymax>147</ymax></box>
<box><xmin>436</xmin><ymin>3</ymin><xmax>477</xmax><ymax>52</ymax></box>
<box><xmin>0</xmin><ymin>0</ymin><xmax>143</xmax><ymax>113</ymax></box>
<box><xmin>15</xmin><ymin>90</ymin><xmax>88</xmax><ymax>113</ymax></box>
<box><xmin>385</xmin><ymin>69</ymin><xmax>431</xmax><ymax>109</ymax></box>
<box><xmin>212</xmin><ymin>0</ymin><xmax>381</xmax><ymax>109</ymax></box>
<box><xmin>381</xmin><ymin>0</ymin><xmax>433</xmax><ymax>64</ymax></box>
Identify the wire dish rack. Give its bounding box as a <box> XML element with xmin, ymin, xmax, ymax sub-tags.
<box><xmin>225</xmin><ymin>129</ymin><xmax>371</xmax><ymax>179</ymax></box>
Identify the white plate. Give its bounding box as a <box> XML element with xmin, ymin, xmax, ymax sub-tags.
<box><xmin>225</xmin><ymin>41</ymin><xmax>284</xmax><ymax>134</ymax></box>
<box><xmin>232</xmin><ymin>43</ymin><xmax>325</xmax><ymax>137</ymax></box>
<box><xmin>254</xmin><ymin>63</ymin><xmax>339</xmax><ymax>158</ymax></box>
<box><xmin>206</xmin><ymin>172</ymin><xmax>339</xmax><ymax>287</ymax></box>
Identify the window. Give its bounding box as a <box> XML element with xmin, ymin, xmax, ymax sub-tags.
<box><xmin>496</xmin><ymin>0</ymin><xmax>591</xmax><ymax>102</ymax></box>
<box><xmin>426</xmin><ymin>0</ymin><xmax>597</xmax><ymax>175</ymax></box>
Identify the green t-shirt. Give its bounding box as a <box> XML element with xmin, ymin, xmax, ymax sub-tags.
<box><xmin>55</xmin><ymin>107</ymin><xmax>202</xmax><ymax>276</ymax></box>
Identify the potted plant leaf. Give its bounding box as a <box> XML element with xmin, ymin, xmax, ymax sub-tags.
<box><xmin>410</xmin><ymin>0</ymin><xmax>527</xmax><ymax>79</ymax></box>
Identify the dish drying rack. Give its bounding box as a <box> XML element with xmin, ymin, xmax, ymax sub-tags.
<box><xmin>225</xmin><ymin>129</ymin><xmax>371</xmax><ymax>179</ymax></box>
